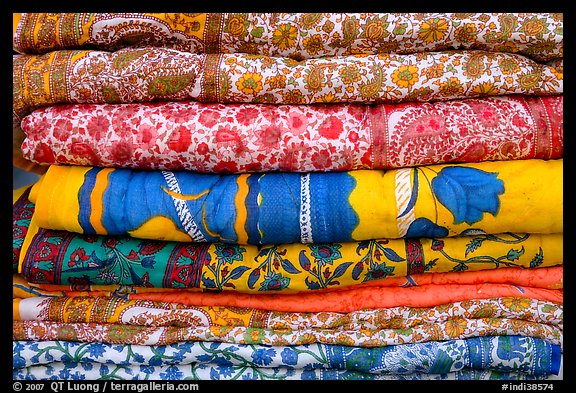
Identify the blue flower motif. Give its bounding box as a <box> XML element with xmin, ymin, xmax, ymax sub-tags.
<box><xmin>431</xmin><ymin>166</ymin><xmax>505</xmax><ymax>225</ymax></box>
<box><xmin>88</xmin><ymin>343</ymin><xmax>106</xmax><ymax>359</ymax></box>
<box><xmin>301</xmin><ymin>369</ymin><xmax>318</xmax><ymax>380</ymax></box>
<box><xmin>251</xmin><ymin>348</ymin><xmax>276</xmax><ymax>366</ymax></box>
<box><xmin>216</xmin><ymin>365</ymin><xmax>234</xmax><ymax>378</ymax></box>
<box><xmin>139</xmin><ymin>365</ymin><xmax>154</xmax><ymax>374</ymax></box>
<box><xmin>280</xmin><ymin>348</ymin><xmax>299</xmax><ymax>366</ymax></box>
<box><xmin>160</xmin><ymin>365</ymin><xmax>184</xmax><ymax>380</ymax></box>
<box><xmin>12</xmin><ymin>354</ymin><xmax>26</xmax><ymax>369</ymax></box>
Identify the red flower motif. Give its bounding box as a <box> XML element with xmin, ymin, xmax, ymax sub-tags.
<box><xmin>31</xmin><ymin>142</ymin><xmax>56</xmax><ymax>164</ymax></box>
<box><xmin>110</xmin><ymin>140</ymin><xmax>134</xmax><ymax>164</ymax></box>
<box><xmin>69</xmin><ymin>142</ymin><xmax>101</xmax><ymax>166</ymax></box>
<box><xmin>318</xmin><ymin>116</ymin><xmax>344</xmax><ymax>139</ymax></box>
<box><xmin>68</xmin><ymin>248</ymin><xmax>89</xmax><ymax>267</ymax></box>
<box><xmin>236</xmin><ymin>107</ymin><xmax>261</xmax><ymax>126</ymax></box>
<box><xmin>253</xmin><ymin>125</ymin><xmax>283</xmax><ymax>152</ymax></box>
<box><xmin>167</xmin><ymin>126</ymin><xmax>192</xmax><ymax>153</ymax></box>
<box><xmin>311</xmin><ymin>150</ymin><xmax>332</xmax><ymax>168</ymax></box>
<box><xmin>213</xmin><ymin>161</ymin><xmax>238</xmax><ymax>173</ymax></box>
<box><xmin>198</xmin><ymin>109</ymin><xmax>220</xmax><ymax>127</ymax></box>
<box><xmin>197</xmin><ymin>142</ymin><xmax>210</xmax><ymax>155</ymax></box>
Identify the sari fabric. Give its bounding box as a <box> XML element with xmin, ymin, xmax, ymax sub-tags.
<box><xmin>14</xmin><ymin>295</ymin><xmax>563</xmax><ymax>331</ymax></box>
<box><xmin>12</xmin><ymin>336</ymin><xmax>561</xmax><ymax>377</ymax></box>
<box><xmin>13</xmin><ymin>317</ymin><xmax>562</xmax><ymax>348</ymax></box>
<box><xmin>20</xmin><ymin>95</ymin><xmax>563</xmax><ymax>172</ymax></box>
<box><xmin>12</xmin><ymin>45</ymin><xmax>563</xmax><ymax>172</ymax></box>
<box><xmin>13</xmin><ymin>363</ymin><xmax>560</xmax><ymax>381</ymax></box>
<box><xmin>28</xmin><ymin>160</ymin><xmax>563</xmax><ymax>244</ymax></box>
<box><xmin>13</xmin><ymin>13</ymin><xmax>563</xmax><ymax>62</ymax></box>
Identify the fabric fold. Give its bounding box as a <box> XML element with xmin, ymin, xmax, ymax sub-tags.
<box><xmin>13</xmin><ymin>318</ymin><xmax>563</xmax><ymax>347</ymax></box>
<box><xmin>13</xmin><ymin>13</ymin><xmax>563</xmax><ymax>63</ymax></box>
<box><xmin>27</xmin><ymin>160</ymin><xmax>563</xmax><ymax>244</ymax></box>
<box><xmin>19</xmin><ymin>95</ymin><xmax>563</xmax><ymax>172</ymax></box>
<box><xmin>13</xmin><ymin>295</ymin><xmax>563</xmax><ymax>331</ymax></box>
<box><xmin>12</xmin><ymin>336</ymin><xmax>561</xmax><ymax>376</ymax></box>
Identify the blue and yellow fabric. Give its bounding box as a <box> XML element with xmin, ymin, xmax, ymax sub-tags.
<box><xmin>29</xmin><ymin>159</ymin><xmax>562</xmax><ymax>245</ymax></box>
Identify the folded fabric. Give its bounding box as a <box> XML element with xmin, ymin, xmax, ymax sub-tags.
<box><xmin>12</xmin><ymin>48</ymin><xmax>563</xmax><ymax>173</ymax></box>
<box><xmin>19</xmin><ymin>224</ymin><xmax>564</xmax><ymax>292</ymax></box>
<box><xmin>14</xmin><ymin>274</ymin><xmax>562</xmax><ymax>312</ymax></box>
<box><xmin>27</xmin><ymin>159</ymin><xmax>563</xmax><ymax>244</ymax></box>
<box><xmin>19</xmin><ymin>95</ymin><xmax>564</xmax><ymax>172</ymax></box>
<box><xmin>13</xmin><ymin>186</ymin><xmax>34</xmax><ymax>272</ymax></box>
<box><xmin>13</xmin><ymin>13</ymin><xmax>563</xmax><ymax>62</ymax></box>
<box><xmin>13</xmin><ymin>336</ymin><xmax>561</xmax><ymax>377</ymax></box>
<box><xmin>13</xmin><ymin>48</ymin><xmax>563</xmax><ymax>127</ymax></box>
<box><xmin>16</xmin><ymin>186</ymin><xmax>563</xmax><ymax>290</ymax></box>
<box><xmin>13</xmin><ymin>316</ymin><xmax>562</xmax><ymax>347</ymax></box>
<box><xmin>14</xmin><ymin>295</ymin><xmax>563</xmax><ymax>333</ymax></box>
<box><xmin>13</xmin><ymin>363</ymin><xmax>559</xmax><ymax>380</ymax></box>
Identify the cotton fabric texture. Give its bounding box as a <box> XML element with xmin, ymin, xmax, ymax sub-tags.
<box><xmin>19</xmin><ymin>95</ymin><xmax>563</xmax><ymax>172</ymax></box>
<box><xmin>27</xmin><ymin>159</ymin><xmax>562</xmax><ymax>245</ymax></box>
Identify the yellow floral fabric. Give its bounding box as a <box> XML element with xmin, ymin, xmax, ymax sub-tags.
<box><xmin>13</xmin><ymin>13</ymin><xmax>563</xmax><ymax>62</ymax></box>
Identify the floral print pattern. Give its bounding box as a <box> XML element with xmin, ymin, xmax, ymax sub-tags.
<box><xmin>13</xmin><ymin>317</ymin><xmax>563</xmax><ymax>348</ymax></box>
<box><xmin>15</xmin><ymin>296</ymin><xmax>563</xmax><ymax>332</ymax></box>
<box><xmin>20</xmin><ymin>95</ymin><xmax>563</xmax><ymax>172</ymax></box>
<box><xmin>13</xmin><ymin>336</ymin><xmax>561</xmax><ymax>378</ymax></box>
<box><xmin>14</xmin><ymin>13</ymin><xmax>563</xmax><ymax>62</ymax></box>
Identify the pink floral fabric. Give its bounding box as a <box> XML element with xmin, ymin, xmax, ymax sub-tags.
<box><xmin>21</xmin><ymin>95</ymin><xmax>563</xmax><ymax>172</ymax></box>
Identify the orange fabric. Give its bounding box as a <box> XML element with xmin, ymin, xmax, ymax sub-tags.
<box><xmin>128</xmin><ymin>283</ymin><xmax>562</xmax><ymax>313</ymax></box>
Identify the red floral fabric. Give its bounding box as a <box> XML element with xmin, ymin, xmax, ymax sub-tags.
<box><xmin>21</xmin><ymin>95</ymin><xmax>563</xmax><ymax>172</ymax></box>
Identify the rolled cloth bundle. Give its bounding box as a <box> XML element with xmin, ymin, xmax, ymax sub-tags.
<box><xmin>13</xmin><ymin>13</ymin><xmax>563</xmax><ymax>62</ymax></box>
<box><xmin>19</xmin><ymin>95</ymin><xmax>563</xmax><ymax>172</ymax></box>
<box><xmin>26</xmin><ymin>159</ymin><xmax>562</xmax><ymax>244</ymax></box>
<box><xmin>12</xmin><ymin>336</ymin><xmax>562</xmax><ymax>378</ymax></box>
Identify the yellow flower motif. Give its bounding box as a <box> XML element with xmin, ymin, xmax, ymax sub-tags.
<box><xmin>336</xmin><ymin>333</ymin><xmax>355</xmax><ymax>346</ymax></box>
<box><xmin>245</xmin><ymin>328</ymin><xmax>264</xmax><ymax>342</ymax></box>
<box><xmin>550</xmin><ymin>65</ymin><xmax>563</xmax><ymax>81</ymax></box>
<box><xmin>316</xmin><ymin>92</ymin><xmax>337</xmax><ymax>103</ymax></box>
<box><xmin>502</xmin><ymin>297</ymin><xmax>532</xmax><ymax>312</ymax></box>
<box><xmin>422</xmin><ymin>63</ymin><xmax>444</xmax><ymax>80</ymax></box>
<box><xmin>498</xmin><ymin>58</ymin><xmax>521</xmax><ymax>75</ymax></box>
<box><xmin>235</xmin><ymin>72</ymin><xmax>263</xmax><ymax>95</ymax></box>
<box><xmin>265</xmin><ymin>74</ymin><xmax>287</xmax><ymax>89</ymax></box>
<box><xmin>303</xmin><ymin>34</ymin><xmax>324</xmax><ymax>56</ymax></box>
<box><xmin>226</xmin><ymin>15</ymin><xmax>247</xmax><ymax>37</ymax></box>
<box><xmin>454</xmin><ymin>24</ymin><xmax>478</xmax><ymax>43</ymax></box>
<box><xmin>439</xmin><ymin>77</ymin><xmax>465</xmax><ymax>97</ymax></box>
<box><xmin>339</xmin><ymin>64</ymin><xmax>362</xmax><ymax>84</ymax></box>
<box><xmin>272</xmin><ymin>23</ymin><xmax>298</xmax><ymax>51</ymax></box>
<box><xmin>418</xmin><ymin>17</ymin><xmax>450</xmax><ymax>43</ymax></box>
<box><xmin>391</xmin><ymin>65</ymin><xmax>419</xmax><ymax>89</ymax></box>
<box><xmin>444</xmin><ymin>317</ymin><xmax>468</xmax><ymax>338</ymax></box>
<box><xmin>472</xmin><ymin>81</ymin><xmax>498</xmax><ymax>96</ymax></box>
<box><xmin>283</xmin><ymin>90</ymin><xmax>306</xmax><ymax>104</ymax></box>
<box><xmin>522</xmin><ymin>17</ymin><xmax>549</xmax><ymax>38</ymax></box>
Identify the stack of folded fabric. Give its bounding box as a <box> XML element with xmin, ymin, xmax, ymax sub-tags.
<box><xmin>12</xmin><ymin>13</ymin><xmax>563</xmax><ymax>381</ymax></box>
